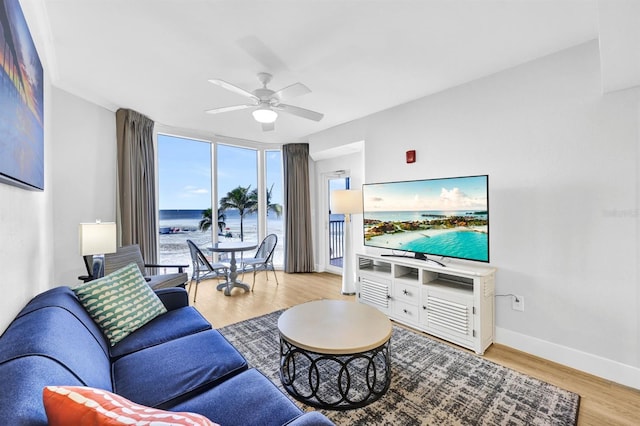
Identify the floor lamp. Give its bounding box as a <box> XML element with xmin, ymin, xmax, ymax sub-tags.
<box><xmin>79</xmin><ymin>221</ymin><xmax>117</xmax><ymax>281</ymax></box>
<box><xmin>331</xmin><ymin>189</ymin><xmax>362</xmax><ymax>295</ymax></box>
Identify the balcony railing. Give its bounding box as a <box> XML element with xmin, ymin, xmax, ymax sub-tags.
<box><xmin>329</xmin><ymin>219</ymin><xmax>344</xmax><ymax>267</ymax></box>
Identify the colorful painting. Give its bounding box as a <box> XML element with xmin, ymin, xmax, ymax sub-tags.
<box><xmin>0</xmin><ymin>0</ymin><xmax>44</xmax><ymax>190</ymax></box>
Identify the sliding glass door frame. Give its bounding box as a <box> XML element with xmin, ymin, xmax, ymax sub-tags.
<box><xmin>321</xmin><ymin>171</ymin><xmax>351</xmax><ymax>275</ymax></box>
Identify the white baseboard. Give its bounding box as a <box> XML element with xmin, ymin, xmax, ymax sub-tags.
<box><xmin>495</xmin><ymin>326</ymin><xmax>640</xmax><ymax>390</ymax></box>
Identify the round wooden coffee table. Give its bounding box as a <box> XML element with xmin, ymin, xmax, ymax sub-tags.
<box><xmin>277</xmin><ymin>300</ymin><xmax>392</xmax><ymax>410</ymax></box>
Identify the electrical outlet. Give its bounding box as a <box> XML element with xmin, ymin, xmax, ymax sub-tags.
<box><xmin>512</xmin><ymin>295</ymin><xmax>524</xmax><ymax>312</ymax></box>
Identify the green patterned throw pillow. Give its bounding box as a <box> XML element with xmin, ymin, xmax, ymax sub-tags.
<box><xmin>72</xmin><ymin>262</ymin><xmax>167</xmax><ymax>346</ymax></box>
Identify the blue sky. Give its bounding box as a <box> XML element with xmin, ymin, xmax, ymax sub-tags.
<box><xmin>158</xmin><ymin>134</ymin><xmax>282</xmax><ymax>210</ymax></box>
<box><xmin>363</xmin><ymin>175</ymin><xmax>488</xmax><ymax>212</ymax></box>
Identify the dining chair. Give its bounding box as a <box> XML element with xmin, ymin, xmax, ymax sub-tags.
<box><xmin>186</xmin><ymin>239</ymin><xmax>229</xmax><ymax>302</ymax></box>
<box><xmin>241</xmin><ymin>234</ymin><xmax>279</xmax><ymax>291</ymax></box>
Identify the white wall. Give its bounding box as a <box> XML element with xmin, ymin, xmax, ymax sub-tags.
<box><xmin>309</xmin><ymin>40</ymin><xmax>640</xmax><ymax>388</ymax></box>
<box><xmin>0</xmin><ymin>85</ymin><xmax>116</xmax><ymax>332</ymax></box>
<box><xmin>0</xmin><ymin>77</ymin><xmax>54</xmax><ymax>333</ymax></box>
<box><xmin>51</xmin><ymin>88</ymin><xmax>116</xmax><ymax>285</ymax></box>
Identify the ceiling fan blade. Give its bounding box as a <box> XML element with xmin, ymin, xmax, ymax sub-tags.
<box><xmin>261</xmin><ymin>122</ymin><xmax>275</xmax><ymax>132</ymax></box>
<box><xmin>205</xmin><ymin>104</ymin><xmax>252</xmax><ymax>114</ymax></box>
<box><xmin>275</xmin><ymin>104</ymin><xmax>324</xmax><ymax>122</ymax></box>
<box><xmin>274</xmin><ymin>82</ymin><xmax>311</xmax><ymax>100</ymax></box>
<box><xmin>208</xmin><ymin>79</ymin><xmax>258</xmax><ymax>101</ymax></box>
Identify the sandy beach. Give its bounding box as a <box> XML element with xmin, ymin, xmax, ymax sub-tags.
<box><xmin>158</xmin><ymin>215</ymin><xmax>284</xmax><ymax>270</ymax></box>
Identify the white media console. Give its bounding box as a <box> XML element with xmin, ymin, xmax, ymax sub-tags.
<box><xmin>355</xmin><ymin>253</ymin><xmax>496</xmax><ymax>355</ymax></box>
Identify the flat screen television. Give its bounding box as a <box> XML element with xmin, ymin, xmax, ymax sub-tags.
<box><xmin>362</xmin><ymin>175</ymin><xmax>489</xmax><ymax>264</ymax></box>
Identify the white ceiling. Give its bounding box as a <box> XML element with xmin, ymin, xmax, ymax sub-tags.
<box><xmin>23</xmin><ymin>0</ymin><xmax>636</xmax><ymax>144</ymax></box>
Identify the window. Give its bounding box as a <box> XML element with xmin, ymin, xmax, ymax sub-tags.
<box><xmin>328</xmin><ymin>176</ymin><xmax>349</xmax><ymax>269</ymax></box>
<box><xmin>157</xmin><ymin>134</ymin><xmax>212</xmax><ymax>267</ymax></box>
<box><xmin>157</xmin><ymin>133</ymin><xmax>283</xmax><ymax>269</ymax></box>
<box><xmin>216</xmin><ymin>144</ymin><xmax>258</xmax><ymax>243</ymax></box>
<box><xmin>266</xmin><ymin>150</ymin><xmax>284</xmax><ymax>266</ymax></box>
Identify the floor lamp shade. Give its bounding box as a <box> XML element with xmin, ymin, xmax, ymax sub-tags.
<box><xmin>79</xmin><ymin>222</ymin><xmax>117</xmax><ymax>256</ymax></box>
<box><xmin>331</xmin><ymin>189</ymin><xmax>363</xmax><ymax>215</ymax></box>
<box><xmin>331</xmin><ymin>190</ymin><xmax>362</xmax><ymax>295</ymax></box>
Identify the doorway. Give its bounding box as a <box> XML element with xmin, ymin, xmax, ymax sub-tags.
<box><xmin>325</xmin><ymin>174</ymin><xmax>350</xmax><ymax>274</ymax></box>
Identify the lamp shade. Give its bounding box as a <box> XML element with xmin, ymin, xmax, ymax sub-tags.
<box><xmin>79</xmin><ymin>222</ymin><xmax>117</xmax><ymax>256</ymax></box>
<box><xmin>331</xmin><ymin>189</ymin><xmax>363</xmax><ymax>214</ymax></box>
<box><xmin>252</xmin><ymin>106</ymin><xmax>278</xmax><ymax>123</ymax></box>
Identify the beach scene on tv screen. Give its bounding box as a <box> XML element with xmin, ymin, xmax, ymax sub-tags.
<box><xmin>363</xmin><ymin>176</ymin><xmax>489</xmax><ymax>262</ymax></box>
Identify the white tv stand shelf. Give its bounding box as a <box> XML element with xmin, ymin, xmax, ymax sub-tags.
<box><xmin>356</xmin><ymin>253</ymin><xmax>496</xmax><ymax>355</ymax></box>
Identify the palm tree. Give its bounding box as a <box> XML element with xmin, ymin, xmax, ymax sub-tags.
<box><xmin>266</xmin><ymin>183</ymin><xmax>283</xmax><ymax>218</ymax></box>
<box><xmin>249</xmin><ymin>183</ymin><xmax>283</xmax><ymax>218</ymax></box>
<box><xmin>220</xmin><ymin>185</ymin><xmax>257</xmax><ymax>241</ymax></box>
<box><xmin>199</xmin><ymin>208</ymin><xmax>226</xmax><ymax>234</ymax></box>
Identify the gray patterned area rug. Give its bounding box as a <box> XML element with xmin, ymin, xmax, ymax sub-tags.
<box><xmin>219</xmin><ymin>310</ymin><xmax>580</xmax><ymax>425</ymax></box>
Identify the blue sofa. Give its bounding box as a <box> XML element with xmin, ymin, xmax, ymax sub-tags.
<box><xmin>0</xmin><ymin>286</ymin><xmax>333</xmax><ymax>425</ymax></box>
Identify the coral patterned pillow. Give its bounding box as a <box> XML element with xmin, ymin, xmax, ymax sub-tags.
<box><xmin>43</xmin><ymin>386</ymin><xmax>218</xmax><ymax>425</ymax></box>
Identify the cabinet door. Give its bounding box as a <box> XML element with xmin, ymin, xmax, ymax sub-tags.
<box><xmin>421</xmin><ymin>287</ymin><xmax>474</xmax><ymax>346</ymax></box>
<box><xmin>358</xmin><ymin>275</ymin><xmax>391</xmax><ymax>315</ymax></box>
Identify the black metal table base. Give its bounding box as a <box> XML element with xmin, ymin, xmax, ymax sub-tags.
<box><xmin>279</xmin><ymin>337</ymin><xmax>391</xmax><ymax>410</ymax></box>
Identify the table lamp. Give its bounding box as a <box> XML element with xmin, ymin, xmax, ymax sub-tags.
<box><xmin>79</xmin><ymin>221</ymin><xmax>117</xmax><ymax>279</ymax></box>
<box><xmin>331</xmin><ymin>189</ymin><xmax>363</xmax><ymax>295</ymax></box>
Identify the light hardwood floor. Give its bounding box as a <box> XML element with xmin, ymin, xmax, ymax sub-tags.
<box><xmin>187</xmin><ymin>271</ymin><xmax>640</xmax><ymax>426</ymax></box>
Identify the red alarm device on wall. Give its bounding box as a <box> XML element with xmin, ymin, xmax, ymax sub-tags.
<box><xmin>406</xmin><ymin>150</ymin><xmax>416</xmax><ymax>163</ymax></box>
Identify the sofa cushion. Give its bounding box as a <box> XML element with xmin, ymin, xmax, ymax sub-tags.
<box><xmin>112</xmin><ymin>329</ymin><xmax>248</xmax><ymax>408</ymax></box>
<box><xmin>0</xmin><ymin>307</ymin><xmax>112</xmax><ymax>390</ymax></box>
<box><xmin>284</xmin><ymin>412</ymin><xmax>337</xmax><ymax>426</ymax></box>
<box><xmin>72</xmin><ymin>262</ymin><xmax>167</xmax><ymax>346</ymax></box>
<box><xmin>43</xmin><ymin>386</ymin><xmax>218</xmax><ymax>426</ymax></box>
<box><xmin>13</xmin><ymin>286</ymin><xmax>110</xmax><ymax>357</ymax></box>
<box><xmin>147</xmin><ymin>272</ymin><xmax>189</xmax><ymax>290</ymax></box>
<box><xmin>168</xmin><ymin>369</ymin><xmax>304</xmax><ymax>426</ymax></box>
<box><xmin>109</xmin><ymin>306</ymin><xmax>212</xmax><ymax>359</ymax></box>
<box><xmin>0</xmin><ymin>356</ymin><xmax>85</xmax><ymax>425</ymax></box>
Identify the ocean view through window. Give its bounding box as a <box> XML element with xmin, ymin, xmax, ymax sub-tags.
<box><xmin>158</xmin><ymin>135</ymin><xmax>212</xmax><ymax>269</ymax></box>
<box><xmin>157</xmin><ymin>134</ymin><xmax>284</xmax><ymax>274</ymax></box>
<box><xmin>266</xmin><ymin>150</ymin><xmax>284</xmax><ymax>245</ymax></box>
<box><xmin>217</xmin><ymin>144</ymin><xmax>258</xmax><ymax>245</ymax></box>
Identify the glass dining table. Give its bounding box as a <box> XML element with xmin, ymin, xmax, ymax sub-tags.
<box><xmin>208</xmin><ymin>241</ymin><xmax>258</xmax><ymax>296</ymax></box>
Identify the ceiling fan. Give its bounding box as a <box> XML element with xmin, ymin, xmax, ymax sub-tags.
<box><xmin>206</xmin><ymin>72</ymin><xmax>324</xmax><ymax>131</ymax></box>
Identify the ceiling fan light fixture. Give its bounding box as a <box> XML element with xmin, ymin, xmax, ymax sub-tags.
<box><xmin>252</xmin><ymin>106</ymin><xmax>278</xmax><ymax>124</ymax></box>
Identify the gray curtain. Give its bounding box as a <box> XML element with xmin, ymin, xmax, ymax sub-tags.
<box><xmin>115</xmin><ymin>108</ymin><xmax>158</xmax><ymax>264</ymax></box>
<box><xmin>283</xmin><ymin>143</ymin><xmax>314</xmax><ymax>272</ymax></box>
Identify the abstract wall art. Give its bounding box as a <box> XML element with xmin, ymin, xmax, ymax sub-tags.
<box><xmin>0</xmin><ymin>0</ymin><xmax>44</xmax><ymax>190</ymax></box>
